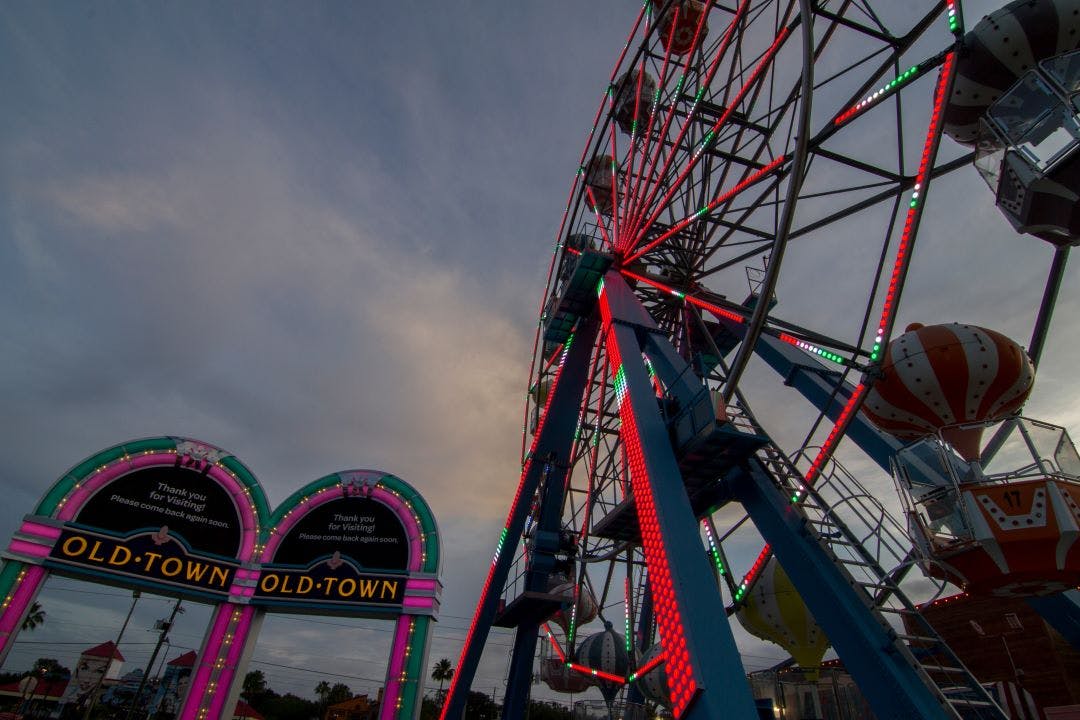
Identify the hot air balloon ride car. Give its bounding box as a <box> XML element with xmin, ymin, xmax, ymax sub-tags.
<box><xmin>612</xmin><ymin>70</ymin><xmax>658</xmax><ymax>137</ymax></box>
<box><xmin>540</xmin><ymin>654</ymin><xmax>594</xmax><ymax>695</ymax></box>
<box><xmin>657</xmin><ymin>0</ymin><xmax>708</xmax><ymax>57</ymax></box>
<box><xmin>632</xmin><ymin>643</ymin><xmax>669</xmax><ymax>710</ymax></box>
<box><xmin>574</xmin><ymin>624</ymin><xmax>632</xmax><ymax>712</ymax></box>
<box><xmin>736</xmin><ymin>557</ymin><xmax>831</xmax><ymax>679</ymax></box>
<box><xmin>583</xmin><ymin>155</ymin><xmax>615</xmax><ymax>215</ymax></box>
<box><xmin>863</xmin><ymin>323</ymin><xmax>1080</xmax><ymax>596</ymax></box>
<box><xmin>943</xmin><ymin>0</ymin><xmax>1080</xmax><ymax>243</ymax></box>
<box><xmin>546</xmin><ymin>572</ymin><xmax>598</xmax><ymax>639</ymax></box>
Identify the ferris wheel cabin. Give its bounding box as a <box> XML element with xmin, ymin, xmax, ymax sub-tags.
<box><xmin>894</xmin><ymin>417</ymin><xmax>1080</xmax><ymax>596</ymax></box>
<box><xmin>975</xmin><ymin>50</ymin><xmax>1080</xmax><ymax>243</ymax></box>
<box><xmin>943</xmin><ymin>0</ymin><xmax>1080</xmax><ymax>243</ymax></box>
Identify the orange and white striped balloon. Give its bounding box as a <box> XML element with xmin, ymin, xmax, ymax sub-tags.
<box><xmin>862</xmin><ymin>323</ymin><xmax>1034</xmax><ymax>460</ymax></box>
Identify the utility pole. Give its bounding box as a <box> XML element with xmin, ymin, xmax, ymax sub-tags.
<box><xmin>84</xmin><ymin>590</ymin><xmax>140</xmax><ymax>720</ymax></box>
<box><xmin>125</xmin><ymin>598</ymin><xmax>183</xmax><ymax>720</ymax></box>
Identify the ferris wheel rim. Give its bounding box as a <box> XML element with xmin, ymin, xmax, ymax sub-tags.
<box><xmin>522</xmin><ymin>0</ymin><xmax>970</xmax><ymax>696</ymax></box>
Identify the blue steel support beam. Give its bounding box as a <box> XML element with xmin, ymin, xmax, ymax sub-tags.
<box><xmin>625</xmin><ymin>583</ymin><xmax>653</xmax><ymax>707</ymax></box>
<box><xmin>729</xmin><ymin>458</ymin><xmax>954</xmax><ymax>720</ymax></box>
<box><xmin>502</xmin><ymin>452</ymin><xmax>577</xmax><ymax>716</ymax></box>
<box><xmin>601</xmin><ymin>272</ymin><xmax>758</xmax><ymax>720</ymax></box>
<box><xmin>1025</xmin><ymin>589</ymin><xmax>1080</xmax><ymax>648</ymax></box>
<box><xmin>502</xmin><ymin>623</ymin><xmax>542</xmax><ymax>718</ymax></box>
<box><xmin>717</xmin><ymin>317</ymin><xmax>1080</xmax><ymax>648</ymax></box>
<box><xmin>440</xmin><ymin>317</ymin><xmax>601</xmax><ymax>720</ymax></box>
<box><xmin>739</xmin><ymin>324</ymin><xmax>905</xmax><ymax>460</ymax></box>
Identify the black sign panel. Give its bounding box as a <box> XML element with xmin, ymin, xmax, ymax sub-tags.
<box><xmin>48</xmin><ymin>528</ymin><xmax>237</xmax><ymax>596</ymax></box>
<box><xmin>271</xmin><ymin>496</ymin><xmax>408</xmax><ymax>571</ymax></box>
<box><xmin>74</xmin><ymin>464</ymin><xmax>242</xmax><ymax>558</ymax></box>
<box><xmin>255</xmin><ymin>561</ymin><xmax>406</xmax><ymax>607</ymax></box>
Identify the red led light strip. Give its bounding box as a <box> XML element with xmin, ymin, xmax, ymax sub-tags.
<box><xmin>635</xmin><ymin>648</ymin><xmax>666</xmax><ymax>678</ymax></box>
<box><xmin>801</xmin><ymin>382</ymin><xmax>867</xmax><ymax>489</ymax></box>
<box><xmin>620</xmin><ymin>12</ymin><xmax>683</xmax><ymax>251</ymax></box>
<box><xmin>584</xmin><ymin>185</ymin><xmax>615</xmax><ymax>251</ymax></box>
<box><xmin>543</xmin><ymin>626</ymin><xmax>667</xmax><ymax>685</ymax></box>
<box><xmin>833</xmin><ymin>64</ymin><xmax>926</xmax><ymax>128</ymax></box>
<box><xmin>946</xmin><ymin>0</ymin><xmax>961</xmax><ymax>33</ymax></box>
<box><xmin>619</xmin><ymin>268</ymin><xmax>746</xmax><ymax>324</ymax></box>
<box><xmin>625</xmin><ymin>0</ymin><xmax>750</xmax><ymax>242</ymax></box>
<box><xmin>599</xmin><ymin>291</ymin><xmax>698</xmax><ymax>718</ymax></box>
<box><xmin>624</xmin><ymin>154</ymin><xmax>787</xmax><ymax>265</ymax></box>
<box><xmin>735</xmin><ymin>382</ymin><xmax>868</xmax><ymax>600</ymax></box>
<box><xmin>609</xmin><ymin>120</ymin><xmax>623</xmax><ymax>249</ymax></box>
<box><xmin>580</xmin><ymin>359</ymin><xmax>610</xmax><ymax>543</ymax></box>
<box><xmin>872</xmin><ymin>51</ymin><xmax>955</xmax><ymax>361</ymax></box>
<box><xmin>737</xmin><ymin>544</ymin><xmax>771</xmax><ymax>598</ymax></box>
<box><xmin>567</xmin><ymin>663</ymin><xmax>628</xmax><ymax>684</ymax></box>
<box><xmin>613</xmin><ymin>56</ymin><xmax>649</xmax><ymax>242</ymax></box>
<box><xmin>622</xmin><ymin>2</ymin><xmax>710</xmax><ymax>242</ymax></box>
<box><xmin>628</xmin><ymin>24</ymin><xmax>792</xmax><ymax>250</ymax></box>
<box><xmin>574</xmin><ymin>325</ymin><xmax>609</xmax><ymax>528</ymax></box>
<box><xmin>523</xmin><ymin>341</ymin><xmax>567</xmax><ymax>462</ymax></box>
<box><xmin>777</xmin><ymin>333</ymin><xmax>847</xmax><ymax>365</ymax></box>
<box><xmin>545</xmin><ymin>626</ymin><xmax>567</xmax><ymax>663</ymax></box>
<box><xmin>588</xmin><ymin>2</ymin><xmax>649</xmax><ymax>255</ymax></box>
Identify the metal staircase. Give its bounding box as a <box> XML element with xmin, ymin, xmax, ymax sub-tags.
<box><xmin>721</xmin><ymin>398</ymin><xmax>1006</xmax><ymax>719</ymax></box>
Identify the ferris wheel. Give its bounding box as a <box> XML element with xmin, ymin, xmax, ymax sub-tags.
<box><xmin>441</xmin><ymin>1</ymin><xmax>1080</xmax><ymax>719</ymax></box>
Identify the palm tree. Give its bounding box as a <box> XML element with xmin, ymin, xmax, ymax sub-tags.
<box><xmin>431</xmin><ymin>658</ymin><xmax>453</xmax><ymax>703</ymax></box>
<box><xmin>315</xmin><ymin>680</ymin><xmax>332</xmax><ymax>715</ymax></box>
<box><xmin>21</xmin><ymin>602</ymin><xmax>45</xmax><ymax>632</ymax></box>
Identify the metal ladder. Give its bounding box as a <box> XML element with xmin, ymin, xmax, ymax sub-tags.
<box><xmin>722</xmin><ymin>399</ymin><xmax>1007</xmax><ymax>719</ymax></box>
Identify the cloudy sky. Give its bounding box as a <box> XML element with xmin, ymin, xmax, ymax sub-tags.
<box><xmin>2</xmin><ymin>0</ymin><xmax>1079</xmax><ymax>707</ymax></box>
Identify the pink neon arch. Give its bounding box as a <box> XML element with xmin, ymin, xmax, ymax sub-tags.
<box><xmin>258</xmin><ymin>477</ymin><xmax>430</xmax><ymax>720</ymax></box>
<box><xmin>55</xmin><ymin>452</ymin><xmax>260</xmax><ymax>562</ymax></box>
<box><xmin>185</xmin><ymin>476</ymin><xmax>434</xmax><ymax>720</ymax></box>
<box><xmin>260</xmin><ymin>484</ymin><xmax>424</xmax><ymax>571</ymax></box>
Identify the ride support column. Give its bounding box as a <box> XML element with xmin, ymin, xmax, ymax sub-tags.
<box><xmin>440</xmin><ymin>317</ymin><xmax>600</xmax><ymax>720</ymax></box>
<box><xmin>501</xmin><ymin>453</ymin><xmax>574</xmax><ymax>719</ymax></box>
<box><xmin>598</xmin><ymin>271</ymin><xmax>758</xmax><ymax>720</ymax></box>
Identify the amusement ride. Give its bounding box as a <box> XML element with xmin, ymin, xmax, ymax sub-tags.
<box><xmin>441</xmin><ymin>1</ymin><xmax>1080</xmax><ymax>719</ymax></box>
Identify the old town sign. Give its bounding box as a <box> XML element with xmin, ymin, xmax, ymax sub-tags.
<box><xmin>4</xmin><ymin>438</ymin><xmax>442</xmax><ymax>616</ymax></box>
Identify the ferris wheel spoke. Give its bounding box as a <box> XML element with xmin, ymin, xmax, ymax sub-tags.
<box><xmin>583</xmin><ymin>185</ymin><xmax>616</xmax><ymax>250</ymax></box>
<box><xmin>607</xmin><ymin>115</ymin><xmax>625</xmax><ymax>251</ymax></box>
<box><xmin>787</xmin><ymin>153</ymin><xmax>970</xmax><ymax>241</ymax></box>
<box><xmin>624</xmin><ymin>154</ymin><xmax>788</xmax><ymax>265</ymax></box>
<box><xmin>624</xmin><ymin>0</ymin><xmax>750</xmax><ymax>243</ymax></box>
<box><xmin>614</xmin><ymin>63</ymin><xmax>645</xmax><ymax>239</ymax></box>
<box><xmin>617</xmin><ymin>20</ymin><xmax>684</xmax><ymax>248</ymax></box>
<box><xmin>818</xmin><ymin>6</ymin><xmax>951</xmax><ymax>135</ymax></box>
<box><xmin>628</xmin><ymin>266</ymin><xmax>868</xmax><ymax>371</ymax></box>
<box><xmin>626</xmin><ymin>21</ymin><xmax>798</xmax><ymax>255</ymax></box>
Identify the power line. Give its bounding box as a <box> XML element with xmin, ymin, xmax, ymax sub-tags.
<box><xmin>250</xmin><ymin>660</ymin><xmax>386</xmax><ymax>684</ymax></box>
<box><xmin>13</xmin><ymin>641</ymin><xmax>158</xmax><ymax>646</ymax></box>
